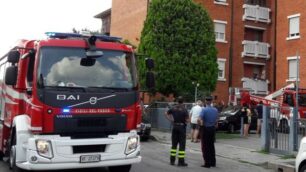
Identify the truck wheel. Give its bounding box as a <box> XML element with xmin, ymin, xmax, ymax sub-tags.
<box><xmin>0</xmin><ymin>151</ymin><xmax>3</xmax><ymax>161</ymax></box>
<box><xmin>300</xmin><ymin>164</ymin><xmax>306</xmax><ymax>172</ymax></box>
<box><xmin>109</xmin><ymin>165</ymin><xmax>131</xmax><ymax>172</ymax></box>
<box><xmin>9</xmin><ymin>135</ymin><xmax>24</xmax><ymax>172</ymax></box>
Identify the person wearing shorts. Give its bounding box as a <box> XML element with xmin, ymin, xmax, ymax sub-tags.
<box><xmin>189</xmin><ymin>100</ymin><xmax>202</xmax><ymax>143</ymax></box>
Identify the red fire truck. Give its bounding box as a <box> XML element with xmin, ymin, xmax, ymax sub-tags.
<box><xmin>0</xmin><ymin>32</ymin><xmax>154</xmax><ymax>172</ymax></box>
<box><xmin>229</xmin><ymin>83</ymin><xmax>306</xmax><ymax>130</ymax></box>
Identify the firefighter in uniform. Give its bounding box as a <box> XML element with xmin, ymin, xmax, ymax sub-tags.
<box><xmin>165</xmin><ymin>96</ymin><xmax>189</xmax><ymax>166</ymax></box>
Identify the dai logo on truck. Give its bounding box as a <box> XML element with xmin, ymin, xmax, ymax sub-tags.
<box><xmin>57</xmin><ymin>94</ymin><xmax>80</xmax><ymax>100</ymax></box>
<box><xmin>0</xmin><ymin>32</ymin><xmax>155</xmax><ymax>172</ymax></box>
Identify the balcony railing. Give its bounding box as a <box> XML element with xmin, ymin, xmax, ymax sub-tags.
<box><xmin>242</xmin><ymin>77</ymin><xmax>269</xmax><ymax>95</ymax></box>
<box><xmin>243</xmin><ymin>4</ymin><xmax>271</xmax><ymax>23</ymax></box>
<box><xmin>242</xmin><ymin>40</ymin><xmax>270</xmax><ymax>59</ymax></box>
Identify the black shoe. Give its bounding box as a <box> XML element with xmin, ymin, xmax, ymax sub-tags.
<box><xmin>170</xmin><ymin>162</ymin><xmax>175</xmax><ymax>165</ymax></box>
<box><xmin>178</xmin><ymin>162</ymin><xmax>188</xmax><ymax>167</ymax></box>
<box><xmin>201</xmin><ymin>164</ymin><xmax>211</xmax><ymax>168</ymax></box>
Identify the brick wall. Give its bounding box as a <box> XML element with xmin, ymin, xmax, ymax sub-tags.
<box><xmin>276</xmin><ymin>0</ymin><xmax>306</xmax><ymax>89</ymax></box>
<box><xmin>111</xmin><ymin>0</ymin><xmax>148</xmax><ymax>46</ymax></box>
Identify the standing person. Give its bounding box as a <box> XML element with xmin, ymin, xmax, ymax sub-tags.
<box><xmin>198</xmin><ymin>96</ymin><xmax>218</xmax><ymax>168</ymax></box>
<box><xmin>165</xmin><ymin>96</ymin><xmax>189</xmax><ymax>166</ymax></box>
<box><xmin>189</xmin><ymin>100</ymin><xmax>202</xmax><ymax>143</ymax></box>
<box><xmin>241</xmin><ymin>103</ymin><xmax>252</xmax><ymax>137</ymax></box>
<box><xmin>256</xmin><ymin>101</ymin><xmax>263</xmax><ymax>135</ymax></box>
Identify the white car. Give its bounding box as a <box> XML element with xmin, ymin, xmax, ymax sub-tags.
<box><xmin>296</xmin><ymin>137</ymin><xmax>306</xmax><ymax>172</ymax></box>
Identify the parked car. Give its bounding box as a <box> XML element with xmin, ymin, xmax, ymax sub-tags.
<box><xmin>217</xmin><ymin>106</ymin><xmax>257</xmax><ymax>133</ymax></box>
<box><xmin>296</xmin><ymin>137</ymin><xmax>306</xmax><ymax>172</ymax></box>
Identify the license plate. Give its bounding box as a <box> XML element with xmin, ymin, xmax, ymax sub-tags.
<box><xmin>80</xmin><ymin>155</ymin><xmax>101</xmax><ymax>163</ymax></box>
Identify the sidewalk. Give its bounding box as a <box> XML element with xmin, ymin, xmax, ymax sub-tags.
<box><xmin>150</xmin><ymin>130</ymin><xmax>295</xmax><ymax>172</ymax></box>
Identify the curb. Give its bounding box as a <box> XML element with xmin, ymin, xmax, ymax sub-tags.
<box><xmin>150</xmin><ymin>134</ymin><xmax>296</xmax><ymax>172</ymax></box>
<box><xmin>268</xmin><ymin>161</ymin><xmax>295</xmax><ymax>172</ymax></box>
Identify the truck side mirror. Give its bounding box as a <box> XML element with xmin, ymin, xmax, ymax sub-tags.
<box><xmin>8</xmin><ymin>50</ymin><xmax>20</xmax><ymax>64</ymax></box>
<box><xmin>145</xmin><ymin>58</ymin><xmax>154</xmax><ymax>70</ymax></box>
<box><xmin>146</xmin><ymin>71</ymin><xmax>155</xmax><ymax>89</ymax></box>
<box><xmin>5</xmin><ymin>66</ymin><xmax>18</xmax><ymax>85</ymax></box>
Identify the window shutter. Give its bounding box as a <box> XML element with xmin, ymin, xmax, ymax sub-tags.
<box><xmin>289</xmin><ymin>17</ymin><xmax>299</xmax><ymax>35</ymax></box>
<box><xmin>215</xmin><ymin>23</ymin><xmax>225</xmax><ymax>33</ymax></box>
<box><xmin>288</xmin><ymin>60</ymin><xmax>297</xmax><ymax>79</ymax></box>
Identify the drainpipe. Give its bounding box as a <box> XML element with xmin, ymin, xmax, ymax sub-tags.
<box><xmin>273</xmin><ymin>0</ymin><xmax>277</xmax><ymax>91</ymax></box>
<box><xmin>228</xmin><ymin>0</ymin><xmax>234</xmax><ymax>88</ymax></box>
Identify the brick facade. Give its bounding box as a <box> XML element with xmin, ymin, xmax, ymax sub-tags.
<box><xmin>111</xmin><ymin>0</ymin><xmax>148</xmax><ymax>46</ymax></box>
<box><xmin>276</xmin><ymin>0</ymin><xmax>306</xmax><ymax>89</ymax></box>
<box><xmin>108</xmin><ymin>0</ymin><xmax>279</xmax><ymax>104</ymax></box>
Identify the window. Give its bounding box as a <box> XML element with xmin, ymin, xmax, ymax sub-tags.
<box><xmin>287</xmin><ymin>14</ymin><xmax>300</xmax><ymax>40</ymax></box>
<box><xmin>214</xmin><ymin>0</ymin><xmax>228</xmax><ymax>5</ymax></box>
<box><xmin>214</xmin><ymin>21</ymin><xmax>227</xmax><ymax>43</ymax></box>
<box><xmin>287</xmin><ymin>57</ymin><xmax>299</xmax><ymax>81</ymax></box>
<box><xmin>244</xmin><ymin>0</ymin><xmax>266</xmax><ymax>6</ymax></box>
<box><xmin>217</xmin><ymin>58</ymin><xmax>226</xmax><ymax>81</ymax></box>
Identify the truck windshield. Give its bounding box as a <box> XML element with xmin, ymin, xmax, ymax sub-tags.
<box><xmin>37</xmin><ymin>47</ymin><xmax>137</xmax><ymax>89</ymax></box>
<box><xmin>299</xmin><ymin>94</ymin><xmax>306</xmax><ymax>107</ymax></box>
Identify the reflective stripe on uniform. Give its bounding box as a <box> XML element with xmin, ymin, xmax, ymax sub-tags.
<box><xmin>178</xmin><ymin>151</ymin><xmax>185</xmax><ymax>158</ymax></box>
<box><xmin>170</xmin><ymin>149</ymin><xmax>177</xmax><ymax>156</ymax></box>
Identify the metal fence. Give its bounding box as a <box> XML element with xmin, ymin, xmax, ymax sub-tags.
<box><xmin>145</xmin><ymin>102</ymin><xmax>193</xmax><ymax>131</ymax></box>
<box><xmin>262</xmin><ymin>106</ymin><xmax>305</xmax><ymax>155</ymax></box>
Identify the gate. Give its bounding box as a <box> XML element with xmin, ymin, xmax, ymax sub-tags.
<box><xmin>264</xmin><ymin>106</ymin><xmax>305</xmax><ymax>154</ymax></box>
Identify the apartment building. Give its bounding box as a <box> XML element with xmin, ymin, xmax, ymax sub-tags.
<box><xmin>95</xmin><ymin>9</ymin><xmax>112</xmax><ymax>35</ymax></box>
<box><xmin>100</xmin><ymin>0</ymin><xmax>279</xmax><ymax>103</ymax></box>
<box><xmin>276</xmin><ymin>0</ymin><xmax>306</xmax><ymax>89</ymax></box>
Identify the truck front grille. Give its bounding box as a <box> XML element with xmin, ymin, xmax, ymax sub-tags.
<box><xmin>54</xmin><ymin>114</ymin><xmax>127</xmax><ymax>135</ymax></box>
<box><xmin>73</xmin><ymin>144</ymin><xmax>106</xmax><ymax>154</ymax></box>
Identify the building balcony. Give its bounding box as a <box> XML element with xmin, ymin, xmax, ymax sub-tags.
<box><xmin>243</xmin><ymin>4</ymin><xmax>271</xmax><ymax>23</ymax></box>
<box><xmin>242</xmin><ymin>40</ymin><xmax>270</xmax><ymax>59</ymax></box>
<box><xmin>241</xmin><ymin>77</ymin><xmax>269</xmax><ymax>95</ymax></box>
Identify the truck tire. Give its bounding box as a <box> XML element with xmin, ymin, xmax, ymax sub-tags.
<box><xmin>300</xmin><ymin>164</ymin><xmax>306</xmax><ymax>172</ymax></box>
<box><xmin>9</xmin><ymin>135</ymin><xmax>24</xmax><ymax>172</ymax></box>
<box><xmin>0</xmin><ymin>151</ymin><xmax>3</xmax><ymax>161</ymax></box>
<box><xmin>109</xmin><ymin>165</ymin><xmax>131</xmax><ymax>172</ymax></box>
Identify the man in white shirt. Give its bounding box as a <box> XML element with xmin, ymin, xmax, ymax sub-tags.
<box><xmin>189</xmin><ymin>100</ymin><xmax>202</xmax><ymax>142</ymax></box>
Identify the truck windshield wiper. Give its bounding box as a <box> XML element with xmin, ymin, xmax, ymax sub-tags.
<box><xmin>87</xmin><ymin>86</ymin><xmax>130</xmax><ymax>92</ymax></box>
<box><xmin>45</xmin><ymin>86</ymin><xmax>86</xmax><ymax>92</ymax></box>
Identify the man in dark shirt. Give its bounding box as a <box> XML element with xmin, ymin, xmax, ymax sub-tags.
<box><xmin>165</xmin><ymin>96</ymin><xmax>189</xmax><ymax>166</ymax></box>
<box><xmin>198</xmin><ymin>96</ymin><xmax>218</xmax><ymax>168</ymax></box>
<box><xmin>256</xmin><ymin>101</ymin><xmax>263</xmax><ymax>135</ymax></box>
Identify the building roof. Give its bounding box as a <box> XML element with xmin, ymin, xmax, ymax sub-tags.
<box><xmin>94</xmin><ymin>8</ymin><xmax>111</xmax><ymax>19</ymax></box>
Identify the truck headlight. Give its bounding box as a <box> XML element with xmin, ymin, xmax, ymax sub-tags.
<box><xmin>36</xmin><ymin>140</ymin><xmax>53</xmax><ymax>159</ymax></box>
<box><xmin>125</xmin><ymin>136</ymin><xmax>139</xmax><ymax>155</ymax></box>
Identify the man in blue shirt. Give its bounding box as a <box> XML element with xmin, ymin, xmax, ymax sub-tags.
<box><xmin>198</xmin><ymin>96</ymin><xmax>218</xmax><ymax>168</ymax></box>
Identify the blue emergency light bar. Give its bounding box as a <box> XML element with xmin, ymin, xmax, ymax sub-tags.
<box><xmin>45</xmin><ymin>32</ymin><xmax>122</xmax><ymax>42</ymax></box>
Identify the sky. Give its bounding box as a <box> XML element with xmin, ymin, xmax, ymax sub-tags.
<box><xmin>0</xmin><ymin>0</ymin><xmax>112</xmax><ymax>55</ymax></box>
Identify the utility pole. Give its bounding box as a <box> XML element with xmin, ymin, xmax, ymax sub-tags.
<box><xmin>192</xmin><ymin>82</ymin><xmax>200</xmax><ymax>103</ymax></box>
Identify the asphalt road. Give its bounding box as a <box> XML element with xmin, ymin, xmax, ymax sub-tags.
<box><xmin>0</xmin><ymin>140</ymin><xmax>273</xmax><ymax>172</ymax></box>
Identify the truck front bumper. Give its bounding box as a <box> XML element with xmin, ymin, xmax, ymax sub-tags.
<box><xmin>16</xmin><ymin>131</ymin><xmax>141</xmax><ymax>171</ymax></box>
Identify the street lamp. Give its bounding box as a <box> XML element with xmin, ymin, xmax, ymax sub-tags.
<box><xmin>192</xmin><ymin>82</ymin><xmax>200</xmax><ymax>103</ymax></box>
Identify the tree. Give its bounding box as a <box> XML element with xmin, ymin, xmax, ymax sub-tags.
<box><xmin>72</xmin><ymin>28</ymin><xmax>100</xmax><ymax>34</ymax></box>
<box><xmin>138</xmin><ymin>0</ymin><xmax>218</xmax><ymax>98</ymax></box>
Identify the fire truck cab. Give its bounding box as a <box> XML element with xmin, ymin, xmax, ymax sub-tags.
<box><xmin>0</xmin><ymin>32</ymin><xmax>154</xmax><ymax>172</ymax></box>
